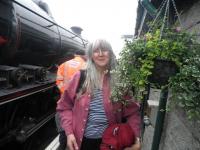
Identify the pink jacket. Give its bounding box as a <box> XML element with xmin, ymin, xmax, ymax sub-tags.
<box><xmin>56</xmin><ymin>71</ymin><xmax>141</xmax><ymax>150</ymax></box>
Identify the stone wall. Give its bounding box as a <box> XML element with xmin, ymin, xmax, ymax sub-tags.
<box><xmin>142</xmin><ymin>88</ymin><xmax>200</xmax><ymax>150</ymax></box>
<box><xmin>159</xmin><ymin>107</ymin><xmax>200</xmax><ymax>150</ymax></box>
<box><xmin>181</xmin><ymin>0</ymin><xmax>200</xmax><ymax>39</ymax></box>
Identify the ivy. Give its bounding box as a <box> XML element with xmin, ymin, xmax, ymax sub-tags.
<box><xmin>169</xmin><ymin>56</ymin><xmax>200</xmax><ymax>120</ymax></box>
<box><xmin>111</xmin><ymin>28</ymin><xmax>200</xmax><ymax>120</ymax></box>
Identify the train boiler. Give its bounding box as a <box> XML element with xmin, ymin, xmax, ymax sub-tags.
<box><xmin>0</xmin><ymin>0</ymin><xmax>87</xmax><ymax>149</ymax></box>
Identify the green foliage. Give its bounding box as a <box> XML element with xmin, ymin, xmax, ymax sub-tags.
<box><xmin>111</xmin><ymin>28</ymin><xmax>200</xmax><ymax>120</ymax></box>
<box><xmin>169</xmin><ymin>56</ymin><xmax>200</xmax><ymax>120</ymax></box>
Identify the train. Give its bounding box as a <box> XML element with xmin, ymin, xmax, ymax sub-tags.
<box><xmin>0</xmin><ymin>0</ymin><xmax>87</xmax><ymax>149</ymax></box>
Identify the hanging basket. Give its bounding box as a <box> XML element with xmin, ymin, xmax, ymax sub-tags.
<box><xmin>148</xmin><ymin>58</ymin><xmax>179</xmax><ymax>86</ymax></box>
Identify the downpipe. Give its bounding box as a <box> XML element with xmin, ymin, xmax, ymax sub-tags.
<box><xmin>151</xmin><ymin>86</ymin><xmax>168</xmax><ymax>150</ymax></box>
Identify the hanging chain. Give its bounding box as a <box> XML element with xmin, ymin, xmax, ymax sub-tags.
<box><xmin>148</xmin><ymin>0</ymin><xmax>168</xmax><ymax>33</ymax></box>
<box><xmin>160</xmin><ymin>0</ymin><xmax>170</xmax><ymax>39</ymax></box>
<box><xmin>149</xmin><ymin>0</ymin><xmax>183</xmax><ymax>34</ymax></box>
<box><xmin>167</xmin><ymin>0</ymin><xmax>170</xmax><ymax>28</ymax></box>
<box><xmin>171</xmin><ymin>0</ymin><xmax>183</xmax><ymax>28</ymax></box>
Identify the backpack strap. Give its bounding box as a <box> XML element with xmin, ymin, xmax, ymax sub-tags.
<box><xmin>76</xmin><ymin>70</ymin><xmax>86</xmax><ymax>93</ymax></box>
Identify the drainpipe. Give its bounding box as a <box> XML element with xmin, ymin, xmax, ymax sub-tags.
<box><xmin>151</xmin><ymin>86</ymin><xmax>168</xmax><ymax>150</ymax></box>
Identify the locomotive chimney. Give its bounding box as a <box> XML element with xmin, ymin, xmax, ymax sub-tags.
<box><xmin>70</xmin><ymin>26</ymin><xmax>83</xmax><ymax>36</ymax></box>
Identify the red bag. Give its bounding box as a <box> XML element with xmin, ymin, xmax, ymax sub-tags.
<box><xmin>100</xmin><ymin>123</ymin><xmax>136</xmax><ymax>150</ymax></box>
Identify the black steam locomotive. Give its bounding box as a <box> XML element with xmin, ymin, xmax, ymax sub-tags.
<box><xmin>0</xmin><ymin>0</ymin><xmax>87</xmax><ymax>149</ymax></box>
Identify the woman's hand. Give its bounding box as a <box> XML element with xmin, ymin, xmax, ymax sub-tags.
<box><xmin>124</xmin><ymin>138</ymin><xmax>141</xmax><ymax>150</ymax></box>
<box><xmin>67</xmin><ymin>134</ymin><xmax>78</xmax><ymax>150</ymax></box>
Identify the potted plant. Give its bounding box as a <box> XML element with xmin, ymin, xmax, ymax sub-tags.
<box><xmin>111</xmin><ymin>28</ymin><xmax>200</xmax><ymax>105</ymax></box>
<box><xmin>112</xmin><ymin>29</ymin><xmax>200</xmax><ymax>118</ymax></box>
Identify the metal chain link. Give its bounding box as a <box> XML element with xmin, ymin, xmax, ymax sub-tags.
<box><xmin>167</xmin><ymin>0</ymin><xmax>170</xmax><ymax>28</ymax></box>
<box><xmin>171</xmin><ymin>0</ymin><xmax>183</xmax><ymax>28</ymax></box>
<box><xmin>149</xmin><ymin>0</ymin><xmax>183</xmax><ymax>34</ymax></box>
<box><xmin>160</xmin><ymin>0</ymin><xmax>170</xmax><ymax>39</ymax></box>
<box><xmin>148</xmin><ymin>0</ymin><xmax>168</xmax><ymax>33</ymax></box>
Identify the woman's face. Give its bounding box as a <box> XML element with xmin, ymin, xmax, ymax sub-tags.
<box><xmin>92</xmin><ymin>48</ymin><xmax>110</xmax><ymax>70</ymax></box>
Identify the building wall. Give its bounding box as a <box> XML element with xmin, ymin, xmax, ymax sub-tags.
<box><xmin>142</xmin><ymin>89</ymin><xmax>200</xmax><ymax>150</ymax></box>
<box><xmin>159</xmin><ymin>107</ymin><xmax>200</xmax><ymax>150</ymax></box>
<box><xmin>181</xmin><ymin>0</ymin><xmax>200</xmax><ymax>39</ymax></box>
<box><xmin>141</xmin><ymin>1</ymin><xmax>200</xmax><ymax>150</ymax></box>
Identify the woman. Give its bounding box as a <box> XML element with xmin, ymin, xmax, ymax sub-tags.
<box><xmin>57</xmin><ymin>39</ymin><xmax>141</xmax><ymax>150</ymax></box>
